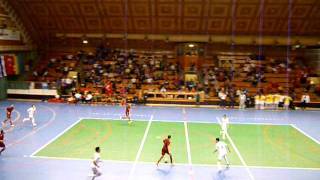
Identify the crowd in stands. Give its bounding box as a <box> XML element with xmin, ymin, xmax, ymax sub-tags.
<box><xmin>28</xmin><ymin>45</ymin><xmax>319</xmax><ymax>108</ymax></box>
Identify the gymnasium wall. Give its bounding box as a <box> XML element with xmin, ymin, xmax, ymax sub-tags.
<box><xmin>0</xmin><ymin>77</ymin><xmax>7</xmax><ymax>99</ymax></box>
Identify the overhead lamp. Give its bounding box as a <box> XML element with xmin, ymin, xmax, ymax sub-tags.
<box><xmin>82</xmin><ymin>34</ymin><xmax>88</xmax><ymax>44</ymax></box>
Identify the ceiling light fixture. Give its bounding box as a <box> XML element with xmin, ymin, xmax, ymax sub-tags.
<box><xmin>82</xmin><ymin>34</ymin><xmax>88</xmax><ymax>44</ymax></box>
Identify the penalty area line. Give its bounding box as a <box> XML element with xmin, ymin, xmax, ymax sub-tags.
<box><xmin>216</xmin><ymin>117</ymin><xmax>255</xmax><ymax>180</ymax></box>
<box><xmin>128</xmin><ymin>114</ymin><xmax>154</xmax><ymax>180</ymax></box>
<box><xmin>30</xmin><ymin>118</ymin><xmax>83</xmax><ymax>157</ymax></box>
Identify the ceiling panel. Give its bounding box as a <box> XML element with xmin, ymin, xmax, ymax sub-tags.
<box><xmin>6</xmin><ymin>0</ymin><xmax>320</xmax><ymax>43</ymax></box>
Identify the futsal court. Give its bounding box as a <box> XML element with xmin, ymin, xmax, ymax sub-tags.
<box><xmin>1</xmin><ymin>100</ymin><xmax>320</xmax><ymax>180</ymax></box>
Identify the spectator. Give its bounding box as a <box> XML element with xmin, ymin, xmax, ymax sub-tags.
<box><xmin>85</xmin><ymin>92</ymin><xmax>93</xmax><ymax>103</ymax></box>
<box><xmin>283</xmin><ymin>95</ymin><xmax>292</xmax><ymax>110</ymax></box>
<box><xmin>218</xmin><ymin>89</ymin><xmax>227</xmax><ymax>109</ymax></box>
<box><xmin>74</xmin><ymin>92</ymin><xmax>82</xmax><ymax>103</ymax></box>
<box><xmin>160</xmin><ymin>86</ymin><xmax>167</xmax><ymax>93</ymax></box>
<box><xmin>239</xmin><ymin>92</ymin><xmax>246</xmax><ymax>109</ymax></box>
<box><xmin>300</xmin><ymin>93</ymin><xmax>310</xmax><ymax>110</ymax></box>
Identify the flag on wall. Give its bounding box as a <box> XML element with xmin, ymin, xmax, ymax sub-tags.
<box><xmin>0</xmin><ymin>54</ymin><xmax>19</xmax><ymax>77</ymax></box>
<box><xmin>0</xmin><ymin>56</ymin><xmax>7</xmax><ymax>77</ymax></box>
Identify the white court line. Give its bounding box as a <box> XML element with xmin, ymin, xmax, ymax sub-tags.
<box><xmin>128</xmin><ymin>114</ymin><xmax>154</xmax><ymax>180</ymax></box>
<box><xmin>91</xmin><ymin>112</ymin><xmax>149</xmax><ymax>117</ymax></box>
<box><xmin>12</xmin><ymin>110</ymin><xmax>21</xmax><ymax>123</ymax></box>
<box><xmin>7</xmin><ymin>104</ymin><xmax>56</xmax><ymax>148</ymax></box>
<box><xmin>80</xmin><ymin>116</ymin><xmax>290</xmax><ymax>126</ymax></box>
<box><xmin>183</xmin><ymin>108</ymin><xmax>192</xmax><ymax>166</ymax></box>
<box><xmin>183</xmin><ymin>108</ymin><xmax>194</xmax><ymax>180</ymax></box>
<box><xmin>184</xmin><ymin>122</ymin><xmax>192</xmax><ymax>166</ymax></box>
<box><xmin>30</xmin><ymin>155</ymin><xmax>320</xmax><ymax>171</ymax></box>
<box><xmin>227</xmin><ymin>121</ymin><xmax>289</xmax><ymax>126</ymax></box>
<box><xmin>30</xmin><ymin>118</ymin><xmax>83</xmax><ymax>157</ymax></box>
<box><xmin>216</xmin><ymin>117</ymin><xmax>255</xmax><ymax>180</ymax></box>
<box><xmin>290</xmin><ymin>124</ymin><xmax>320</xmax><ymax>145</ymax></box>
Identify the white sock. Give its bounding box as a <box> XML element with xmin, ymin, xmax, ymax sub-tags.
<box><xmin>31</xmin><ymin>118</ymin><xmax>36</xmax><ymax>126</ymax></box>
<box><xmin>225</xmin><ymin>156</ymin><xmax>230</xmax><ymax>165</ymax></box>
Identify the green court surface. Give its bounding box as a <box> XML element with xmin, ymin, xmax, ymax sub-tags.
<box><xmin>187</xmin><ymin>123</ymin><xmax>241</xmax><ymax>165</ymax></box>
<box><xmin>36</xmin><ymin>119</ymin><xmax>148</xmax><ymax>161</ymax></box>
<box><xmin>35</xmin><ymin>119</ymin><xmax>320</xmax><ymax>168</ymax></box>
<box><xmin>140</xmin><ymin>121</ymin><xmax>188</xmax><ymax>163</ymax></box>
<box><xmin>229</xmin><ymin>124</ymin><xmax>320</xmax><ymax>168</ymax></box>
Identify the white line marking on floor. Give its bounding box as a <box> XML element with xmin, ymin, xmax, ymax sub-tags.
<box><xmin>79</xmin><ymin>116</ymin><xmax>290</xmax><ymax>126</ymax></box>
<box><xmin>30</xmin><ymin>118</ymin><xmax>83</xmax><ymax>157</ymax></box>
<box><xmin>183</xmin><ymin>108</ymin><xmax>194</xmax><ymax>180</ymax></box>
<box><xmin>91</xmin><ymin>112</ymin><xmax>149</xmax><ymax>117</ymax></box>
<box><xmin>290</xmin><ymin>124</ymin><xmax>320</xmax><ymax>145</ymax></box>
<box><xmin>217</xmin><ymin>117</ymin><xmax>255</xmax><ymax>180</ymax></box>
<box><xmin>29</xmin><ymin>155</ymin><xmax>320</xmax><ymax>171</ymax></box>
<box><xmin>128</xmin><ymin>114</ymin><xmax>154</xmax><ymax>180</ymax></box>
<box><xmin>7</xmin><ymin>105</ymin><xmax>56</xmax><ymax>148</ymax></box>
<box><xmin>184</xmin><ymin>122</ymin><xmax>192</xmax><ymax>166</ymax></box>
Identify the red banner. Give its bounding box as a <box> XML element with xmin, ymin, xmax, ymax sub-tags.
<box><xmin>3</xmin><ymin>55</ymin><xmax>18</xmax><ymax>75</ymax></box>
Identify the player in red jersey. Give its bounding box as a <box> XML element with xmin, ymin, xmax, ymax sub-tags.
<box><xmin>2</xmin><ymin>105</ymin><xmax>14</xmax><ymax>127</ymax></box>
<box><xmin>122</xmin><ymin>103</ymin><xmax>132</xmax><ymax>124</ymax></box>
<box><xmin>156</xmin><ymin>135</ymin><xmax>173</xmax><ymax>166</ymax></box>
<box><xmin>0</xmin><ymin>129</ymin><xmax>5</xmax><ymax>155</ymax></box>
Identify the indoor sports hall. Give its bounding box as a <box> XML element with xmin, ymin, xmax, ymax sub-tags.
<box><xmin>0</xmin><ymin>0</ymin><xmax>320</xmax><ymax>180</ymax></box>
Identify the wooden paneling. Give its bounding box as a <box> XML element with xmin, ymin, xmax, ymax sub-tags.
<box><xmin>5</xmin><ymin>0</ymin><xmax>320</xmax><ymax>43</ymax></box>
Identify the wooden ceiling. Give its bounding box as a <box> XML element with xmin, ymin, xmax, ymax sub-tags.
<box><xmin>7</xmin><ymin>0</ymin><xmax>320</xmax><ymax>44</ymax></box>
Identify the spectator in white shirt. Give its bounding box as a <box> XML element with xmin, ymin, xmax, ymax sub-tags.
<box><xmin>85</xmin><ymin>92</ymin><xmax>93</xmax><ymax>103</ymax></box>
<box><xmin>218</xmin><ymin>89</ymin><xmax>227</xmax><ymax>109</ymax></box>
<box><xmin>301</xmin><ymin>93</ymin><xmax>310</xmax><ymax>110</ymax></box>
<box><xmin>74</xmin><ymin>92</ymin><xmax>82</xmax><ymax>103</ymax></box>
<box><xmin>239</xmin><ymin>93</ymin><xmax>246</xmax><ymax>109</ymax></box>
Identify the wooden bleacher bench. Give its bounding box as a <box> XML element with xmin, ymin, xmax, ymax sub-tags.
<box><xmin>234</xmin><ymin>81</ymin><xmax>252</xmax><ymax>88</ymax></box>
<box><xmin>264</xmin><ymin>73</ymin><xmax>292</xmax><ymax>78</ymax></box>
<box><xmin>266</xmin><ymin>77</ymin><xmax>289</xmax><ymax>83</ymax></box>
<box><xmin>142</xmin><ymin>91</ymin><xmax>205</xmax><ymax>103</ymax></box>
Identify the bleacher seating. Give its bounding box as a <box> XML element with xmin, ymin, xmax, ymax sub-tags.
<box><xmin>27</xmin><ymin>48</ymin><xmax>320</xmax><ymax>104</ymax></box>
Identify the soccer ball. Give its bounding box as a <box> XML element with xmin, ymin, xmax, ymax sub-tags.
<box><xmin>164</xmin><ymin>157</ymin><xmax>168</xmax><ymax>163</ymax></box>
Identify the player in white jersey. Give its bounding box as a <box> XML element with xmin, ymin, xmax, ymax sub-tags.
<box><xmin>219</xmin><ymin>114</ymin><xmax>229</xmax><ymax>140</ymax></box>
<box><xmin>214</xmin><ymin>137</ymin><xmax>230</xmax><ymax>171</ymax></box>
<box><xmin>91</xmin><ymin>147</ymin><xmax>102</xmax><ymax>180</ymax></box>
<box><xmin>22</xmin><ymin>105</ymin><xmax>37</xmax><ymax>127</ymax></box>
